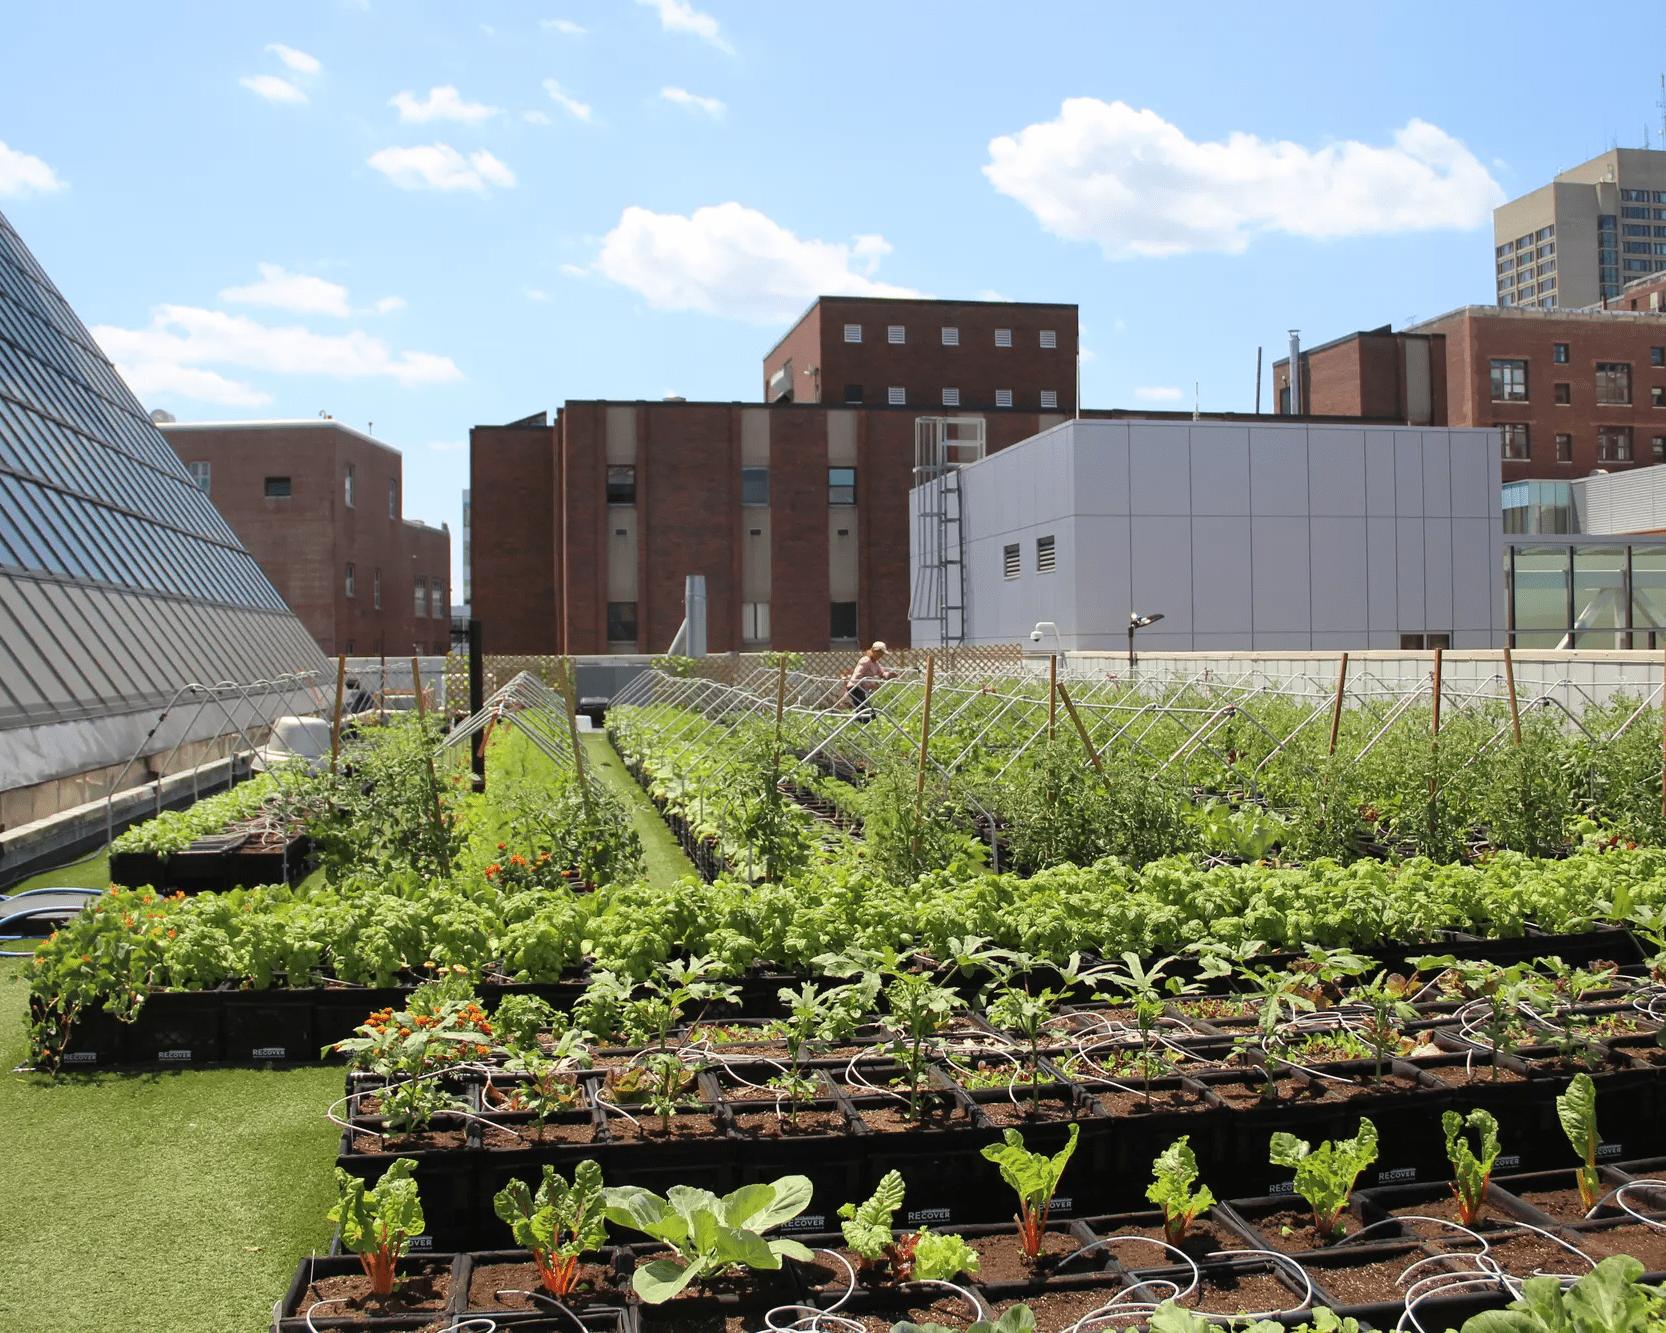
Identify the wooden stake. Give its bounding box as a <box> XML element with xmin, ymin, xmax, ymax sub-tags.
<box><xmin>1047</xmin><ymin>654</ymin><xmax>1057</xmax><ymax>740</ymax></box>
<box><xmin>1502</xmin><ymin>645</ymin><xmax>1522</xmax><ymax>745</ymax></box>
<box><xmin>561</xmin><ymin>657</ymin><xmax>594</xmax><ymax>820</ymax></box>
<box><xmin>1056</xmin><ymin>683</ymin><xmax>1105</xmax><ymax>775</ymax></box>
<box><xmin>914</xmin><ymin>654</ymin><xmax>937</xmax><ymax>813</ymax></box>
<box><xmin>1430</xmin><ymin>647</ymin><xmax>1443</xmax><ymax>739</ymax></box>
<box><xmin>1428</xmin><ymin>647</ymin><xmax>1443</xmax><ymax>837</ymax></box>
<box><xmin>1660</xmin><ymin>646</ymin><xmax>1666</xmax><ymax>823</ymax></box>
<box><xmin>1327</xmin><ymin>652</ymin><xmax>1349</xmax><ymax>756</ymax></box>
<box><xmin>773</xmin><ymin>657</ymin><xmax>788</xmax><ymax>742</ymax></box>
<box><xmin>412</xmin><ymin>655</ymin><xmax>448</xmax><ymax>842</ymax></box>
<box><xmin>411</xmin><ymin>655</ymin><xmax>427</xmax><ymax>724</ymax></box>
<box><xmin>330</xmin><ymin>654</ymin><xmax>346</xmax><ymax>775</ymax></box>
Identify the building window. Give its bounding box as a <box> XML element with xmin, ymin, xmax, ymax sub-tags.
<box><xmin>388</xmin><ymin>479</ymin><xmax>398</xmax><ymax>518</ymax></box>
<box><xmin>606</xmin><ymin>464</ymin><xmax>636</xmax><ymax>504</ymax></box>
<box><xmin>1002</xmin><ymin>543</ymin><xmax>1020</xmax><ymax>579</ymax></box>
<box><xmin>887</xmin><ymin>325</ymin><xmax>905</xmax><ymax>345</ymax></box>
<box><xmin>1599</xmin><ymin>425</ymin><xmax>1634</xmax><ymax>462</ymax></box>
<box><xmin>373</xmin><ymin>567</ymin><xmax>382</xmax><ymax>609</ymax></box>
<box><xmin>1040</xmin><ymin>389</ymin><xmax>1058</xmax><ymax>410</ymax></box>
<box><xmin>995</xmin><ymin>388</ymin><xmax>1013</xmax><ymax>408</ymax></box>
<box><xmin>742</xmin><ymin>601</ymin><xmax>769</xmax><ymax>644</ymax></box>
<box><xmin>828</xmin><ymin>466</ymin><xmax>856</xmax><ymax>505</ymax></box>
<box><xmin>344</xmin><ymin>463</ymin><xmax>356</xmax><ymax>508</ymax></box>
<box><xmin>1653</xmin><ymin>347</ymin><xmax>1665</xmax><ymax>367</ymax></box>
<box><xmin>264</xmin><ymin>475</ymin><xmax>292</xmax><ymax>498</ymax></box>
<box><xmin>1036</xmin><ymin>534</ymin><xmax>1056</xmax><ymax>573</ymax></box>
<box><xmin>1556</xmin><ymin>433</ymin><xmax>1573</xmax><ymax>463</ymax></box>
<box><xmin>843</xmin><ymin>383</ymin><xmax>864</xmax><ymax>404</ymax></box>
<box><xmin>1498</xmin><ymin>424</ymin><xmax>1531</xmax><ymax>460</ymax></box>
<box><xmin>414</xmin><ymin>575</ymin><xmax>426</xmax><ymax>616</ymax></box>
<box><xmin>740</xmin><ymin>466</ymin><xmax>769</xmax><ymax>506</ymax></box>
<box><xmin>607</xmin><ymin>601</ymin><xmax>637</xmax><ymax>644</ymax></box>
<box><xmin>830</xmin><ymin>601</ymin><xmax>858</xmax><ymax>643</ymax></box>
<box><xmin>1654</xmin><ymin>386</ymin><xmax>1666</xmax><ymax>408</ymax></box>
<box><xmin>1040</xmin><ymin>329</ymin><xmax>1058</xmax><ymax>349</ymax></box>
<box><xmin>1655</xmin><ymin>437</ymin><xmax>1666</xmax><ymax>463</ymax></box>
<box><xmin>345</xmin><ymin>562</ymin><xmax>356</xmax><ymax>598</ymax></box>
<box><xmin>1596</xmin><ymin>362</ymin><xmax>1633</xmax><ymax>405</ymax></box>
<box><xmin>1400</xmin><ymin>633</ymin><xmax>1451</xmax><ymax>650</ymax></box>
<box><xmin>433</xmin><ymin>581</ymin><xmax>446</xmax><ymax>618</ymax></box>
<box><xmin>186</xmin><ymin>461</ymin><xmax>210</xmax><ymax>495</ymax></box>
<box><xmin>1554</xmin><ymin>382</ymin><xmax>1571</xmax><ymax>405</ymax></box>
<box><xmin>994</xmin><ymin>328</ymin><xmax>1012</xmax><ymax>348</ymax></box>
<box><xmin>887</xmin><ymin>386</ymin><xmax>906</xmax><ymax>406</ymax></box>
<box><xmin>941</xmin><ymin>326</ymin><xmax>959</xmax><ymax>347</ymax></box>
<box><xmin>843</xmin><ymin>323</ymin><xmax>862</xmax><ymax>343</ymax></box>
<box><xmin>1553</xmin><ymin>342</ymin><xmax>1569</xmax><ymax>364</ymax></box>
<box><xmin>1489</xmin><ymin>358</ymin><xmax>1528</xmax><ymax>402</ymax></box>
<box><xmin>942</xmin><ymin>387</ymin><xmax>960</xmax><ymax>407</ymax></box>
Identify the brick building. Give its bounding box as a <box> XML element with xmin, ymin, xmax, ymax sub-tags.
<box><xmin>160</xmin><ymin>420</ymin><xmax>452</xmax><ymax>656</ymax></box>
<box><xmin>763</xmin><ymin>297</ymin><xmax>1078</xmax><ymax>413</ymax></box>
<box><xmin>1274</xmin><ymin>306</ymin><xmax>1666</xmax><ymax>482</ymax></box>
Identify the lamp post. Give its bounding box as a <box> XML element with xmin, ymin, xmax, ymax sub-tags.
<box><xmin>1128</xmin><ymin>611</ymin><xmax>1165</xmax><ymax>670</ymax></box>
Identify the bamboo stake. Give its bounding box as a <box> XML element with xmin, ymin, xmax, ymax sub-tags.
<box><xmin>1428</xmin><ymin>647</ymin><xmax>1443</xmax><ymax>841</ymax></box>
<box><xmin>914</xmin><ymin>654</ymin><xmax>937</xmax><ymax>815</ymax></box>
<box><xmin>412</xmin><ymin>655</ymin><xmax>448</xmax><ymax>844</ymax></box>
<box><xmin>561</xmin><ymin>656</ymin><xmax>594</xmax><ymax>821</ymax></box>
<box><xmin>1327</xmin><ymin>652</ymin><xmax>1349</xmax><ymax>756</ymax></box>
<box><xmin>1047</xmin><ymin>654</ymin><xmax>1057</xmax><ymax>740</ymax></box>
<box><xmin>1431</xmin><ymin>647</ymin><xmax>1443</xmax><ymax>738</ymax></box>
<box><xmin>1502</xmin><ymin>645</ymin><xmax>1522</xmax><ymax>745</ymax></box>
<box><xmin>329</xmin><ymin>654</ymin><xmax>346</xmax><ymax>775</ymax></box>
<box><xmin>1660</xmin><ymin>646</ymin><xmax>1666</xmax><ymax>823</ymax></box>
<box><xmin>1056</xmin><ymin>683</ymin><xmax>1105</xmax><ymax>775</ymax></box>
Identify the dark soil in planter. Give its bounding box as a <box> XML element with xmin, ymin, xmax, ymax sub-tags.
<box><xmin>351</xmin><ymin>1127</ymin><xmax>468</xmax><ymax>1153</ymax></box>
<box><xmin>857</xmin><ymin>1103</ymin><xmax>972</xmax><ymax>1133</ymax></box>
<box><xmin>468</xmin><ymin>1260</ymin><xmax>620</xmax><ymax>1311</ymax></box>
<box><xmin>1305</xmin><ymin>1071</ymin><xmax>1425</xmax><ymax>1100</ymax></box>
<box><xmin>1208</xmin><ymin>1075</ymin><xmax>1336</xmax><ymax>1108</ymax></box>
<box><xmin>1419</xmin><ymin>1060</ymin><xmax>1527</xmax><ymax>1086</ymax></box>
<box><xmin>1094</xmin><ymin>1085</ymin><xmax>1209</xmax><ymax>1116</ymax></box>
<box><xmin>1307</xmin><ymin>1246</ymin><xmax>1423</xmax><ymax>1307</ymax></box>
<box><xmin>1483</xmin><ymin>1229</ymin><xmax>1596</xmax><ymax>1276</ymax></box>
<box><xmin>298</xmin><ymin>1266</ymin><xmax>451</xmax><ymax>1318</ymax></box>
<box><xmin>1089</xmin><ymin>1218</ymin><xmax>1239</xmax><ymax>1265</ymax></box>
<box><xmin>717</xmin><ymin>1077</ymin><xmax>823</xmax><ymax>1103</ymax></box>
<box><xmin>1118</xmin><ymin>1267</ymin><xmax>1305</xmax><ymax>1321</ymax></box>
<box><xmin>977</xmin><ymin>1096</ymin><xmax>1080</xmax><ymax>1127</ymax></box>
<box><xmin>1570</xmin><ymin>1222</ymin><xmax>1666</xmax><ymax>1269</ymax></box>
<box><xmin>816</xmin><ymin>1293</ymin><xmax>981</xmax><ymax>1333</ymax></box>
<box><xmin>967</xmin><ymin>1228</ymin><xmax>1081</xmax><ymax>1284</ymax></box>
<box><xmin>480</xmin><ymin>1119</ymin><xmax>600</xmax><ymax>1148</ymax></box>
<box><xmin>1607</xmin><ymin>1036</ymin><xmax>1666</xmax><ymax>1067</ymax></box>
<box><xmin>1509</xmin><ymin>1185</ymin><xmax>1602</xmax><ymax>1222</ymax></box>
<box><xmin>1376</xmin><ymin>1200</ymin><xmax>1527</xmax><ymax>1237</ymax></box>
<box><xmin>730</xmin><ymin>1108</ymin><xmax>846</xmax><ymax>1137</ymax></box>
<box><xmin>1241</xmin><ymin>1204</ymin><xmax>1365</xmax><ymax>1253</ymax></box>
<box><xmin>603</xmin><ymin>1111</ymin><xmax>724</xmax><ymax>1142</ymax></box>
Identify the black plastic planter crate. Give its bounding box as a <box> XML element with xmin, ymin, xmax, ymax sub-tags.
<box><xmin>123</xmin><ymin>988</ymin><xmax>225</xmax><ymax>1064</ymax></box>
<box><xmin>336</xmin><ymin>1122</ymin><xmax>479</xmax><ymax>1254</ymax></box>
<box><xmin>853</xmin><ymin>1090</ymin><xmax>1013</xmax><ymax>1229</ymax></box>
<box><xmin>273</xmin><ymin>1252</ymin><xmax>466</xmax><ymax>1330</ymax></box>
<box><xmin>313</xmin><ymin>985</ymin><xmax>414</xmax><ymax>1051</ymax></box>
<box><xmin>726</xmin><ymin>1098</ymin><xmax>866</xmax><ymax>1218</ymax></box>
<box><xmin>107</xmin><ymin>849</ymin><xmax>166</xmax><ymax>889</ymax></box>
<box><xmin>222</xmin><ymin>987</ymin><xmax>314</xmax><ymax>1063</ymax></box>
<box><xmin>47</xmin><ymin>999</ymin><xmax>130</xmax><ymax>1067</ymax></box>
<box><xmin>462</xmin><ymin>1247</ymin><xmax>631</xmax><ymax>1322</ymax></box>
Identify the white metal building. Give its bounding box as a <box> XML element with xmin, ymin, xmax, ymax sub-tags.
<box><xmin>910</xmin><ymin>417</ymin><xmax>1504</xmax><ymax>652</ymax></box>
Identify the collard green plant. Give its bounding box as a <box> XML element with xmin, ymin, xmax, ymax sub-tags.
<box><xmin>329</xmin><ymin>1158</ymin><xmax>424</xmax><ymax>1297</ymax></box>
<box><xmin>1146</xmin><ymin>1136</ymin><xmax>1215</xmax><ymax>1245</ymax></box>
<box><xmin>891</xmin><ymin>1308</ymin><xmax>1036</xmax><ymax>1333</ymax></box>
<box><xmin>980</xmin><ymin>1125</ymin><xmax>1079</xmax><ymax>1259</ymax></box>
<box><xmin>1557</xmin><ymin>1072</ymin><xmax>1602</xmax><ymax>1212</ymax></box>
<box><xmin>1268</xmin><ymin>1119</ymin><xmax>1378</xmax><ymax>1241</ymax></box>
<box><xmin>1444</xmin><ymin>1108</ymin><xmax>1501</xmax><ymax>1227</ymax></box>
<box><xmin>603</xmin><ymin>1176</ymin><xmax>814</xmax><ymax>1302</ymax></box>
<box><xmin>493</xmin><ymin>1160</ymin><xmax>608</xmax><ymax>1299</ymax></box>
<box><xmin>1459</xmin><ymin>1255</ymin><xmax>1666</xmax><ymax>1332</ymax></box>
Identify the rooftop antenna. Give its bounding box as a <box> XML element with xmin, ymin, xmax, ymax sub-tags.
<box><xmin>1192</xmin><ymin>381</ymin><xmax>1200</xmax><ymax>421</ymax></box>
<box><xmin>1658</xmin><ymin>74</ymin><xmax>1666</xmax><ymax>145</ymax></box>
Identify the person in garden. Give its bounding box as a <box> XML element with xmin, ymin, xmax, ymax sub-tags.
<box><xmin>845</xmin><ymin>640</ymin><xmax>897</xmax><ymax>718</ymax></box>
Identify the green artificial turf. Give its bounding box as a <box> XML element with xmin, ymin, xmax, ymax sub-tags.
<box><xmin>0</xmin><ymin>959</ymin><xmax>342</xmax><ymax>1332</ymax></box>
<box><xmin>11</xmin><ymin>848</ymin><xmax>113</xmax><ymax>894</ymax></box>
<box><xmin>581</xmin><ymin>731</ymin><xmax>698</xmax><ymax>887</ymax></box>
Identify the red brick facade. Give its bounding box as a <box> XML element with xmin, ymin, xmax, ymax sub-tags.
<box><xmin>160</xmin><ymin>421</ymin><xmax>452</xmax><ymax>656</ymax></box>
<box><xmin>1274</xmin><ymin>308</ymin><xmax>1666</xmax><ymax>482</ymax></box>
<box><xmin>763</xmin><ymin>296</ymin><xmax>1078</xmax><ymax>413</ymax></box>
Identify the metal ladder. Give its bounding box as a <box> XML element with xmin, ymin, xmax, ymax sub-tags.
<box><xmin>909</xmin><ymin>416</ymin><xmax>984</xmax><ymax>647</ymax></box>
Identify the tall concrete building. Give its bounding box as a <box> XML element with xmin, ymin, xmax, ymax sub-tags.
<box><xmin>160</xmin><ymin>420</ymin><xmax>452</xmax><ymax>657</ymax></box>
<box><xmin>1494</xmin><ymin>148</ymin><xmax>1666</xmax><ymax>309</ymax></box>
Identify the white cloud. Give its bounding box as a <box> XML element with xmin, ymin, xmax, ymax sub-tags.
<box><xmin>523</xmin><ymin>109</ymin><xmax>553</xmax><ymax>125</ymax></box>
<box><xmin>660</xmin><ymin>86</ymin><xmax>725</xmax><ymax>117</ymax></box>
<box><xmin>558</xmin><ymin>263</ymin><xmax>588</xmax><ymax>277</ymax></box>
<box><xmin>636</xmin><ymin>0</ymin><xmax>732</xmax><ymax>52</ymax></box>
<box><xmin>592</xmin><ymin>202</ymin><xmax>921</xmax><ymax>323</ymax></box>
<box><xmin>525</xmin><ymin>287</ymin><xmax>551</xmax><ymax>301</ymax></box>
<box><xmin>240</xmin><ymin>74</ymin><xmax>308</xmax><ymax>105</ymax></box>
<box><xmin>984</xmin><ymin>100</ymin><xmax>1504</xmax><ymax>259</ymax></box>
<box><xmin>221</xmin><ymin>263</ymin><xmax>352</xmax><ymax>317</ymax></box>
<box><xmin>0</xmin><ymin>140</ymin><xmax>65</xmax><ymax>197</ymax></box>
<box><xmin>1078</xmin><ymin>347</ymin><xmax>1097</xmax><ymax>364</ymax></box>
<box><xmin>542</xmin><ymin>79</ymin><xmax>592</xmax><ymax>123</ymax></box>
<box><xmin>374</xmin><ymin>295</ymin><xmax>407</xmax><ymax>314</ymax></box>
<box><xmin>390</xmin><ymin>85</ymin><xmax>500</xmax><ymax>125</ymax></box>
<box><xmin>93</xmin><ymin>304</ymin><xmax>463</xmax><ymax>408</ymax></box>
<box><xmin>542</xmin><ymin>17</ymin><xmax>585</xmax><ymax>34</ymax></box>
<box><xmin>266</xmin><ymin>43</ymin><xmax>321</xmax><ymax>74</ymax></box>
<box><xmin>1133</xmin><ymin>385</ymin><xmax>1182</xmax><ymax>402</ymax></box>
<box><xmin>367</xmin><ymin>143</ymin><xmax>516</xmax><ymax>192</ymax></box>
<box><xmin>977</xmin><ymin>288</ymin><xmax>1011</xmax><ymax>302</ymax></box>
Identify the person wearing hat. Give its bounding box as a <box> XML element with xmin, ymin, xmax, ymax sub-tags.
<box><xmin>844</xmin><ymin>640</ymin><xmax>897</xmax><ymax>718</ymax></box>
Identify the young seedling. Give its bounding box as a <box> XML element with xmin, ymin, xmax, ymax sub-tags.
<box><xmin>1557</xmin><ymin>1072</ymin><xmax>1603</xmax><ymax>1212</ymax></box>
<box><xmin>881</xmin><ymin>969</ymin><xmax>966</xmax><ymax>1122</ymax></box>
<box><xmin>1268</xmin><ymin>1119</ymin><xmax>1379</xmax><ymax>1243</ymax></box>
<box><xmin>1417</xmin><ymin>956</ymin><xmax>1549</xmax><ymax>1082</ymax></box>
<box><xmin>493</xmin><ymin>1160</ymin><xmax>608</xmax><ymax>1299</ymax></box>
<box><xmin>1349</xmin><ymin>971</ymin><xmax>1422</xmax><ymax>1083</ymax></box>
<box><xmin>984</xmin><ymin>958</ymin><xmax>1070</xmax><ymax>1118</ymax></box>
<box><xmin>772</xmin><ymin>979</ymin><xmax>867</xmax><ymax>1122</ymax></box>
<box><xmin>1099</xmin><ymin>953</ymin><xmax>1199</xmax><ymax>1107</ymax></box>
<box><xmin>838</xmin><ymin>1170</ymin><xmax>979</xmax><ymax>1284</ymax></box>
<box><xmin>329</xmin><ymin>1158</ymin><xmax>424</xmax><ymax>1298</ymax></box>
<box><xmin>602</xmin><ymin>1175</ymin><xmax>814</xmax><ymax>1303</ymax></box>
<box><xmin>980</xmin><ymin>1124</ymin><xmax>1080</xmax><ymax>1261</ymax></box>
<box><xmin>1443</xmin><ymin>1108</ymin><xmax>1501</xmax><ymax>1227</ymax></box>
<box><xmin>1146</xmin><ymin>1137</ymin><xmax>1216</xmax><ymax>1246</ymax></box>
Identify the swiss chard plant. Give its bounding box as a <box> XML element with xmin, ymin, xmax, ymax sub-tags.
<box><xmin>1443</xmin><ymin>1108</ymin><xmax>1501</xmax><ymax>1227</ymax></box>
<box><xmin>329</xmin><ymin>1158</ymin><xmax>424</xmax><ymax>1297</ymax></box>
<box><xmin>980</xmin><ymin>1125</ymin><xmax>1079</xmax><ymax>1261</ymax></box>
<box><xmin>493</xmin><ymin>1160</ymin><xmax>609</xmax><ymax>1299</ymax></box>
<box><xmin>1557</xmin><ymin>1072</ymin><xmax>1603</xmax><ymax>1213</ymax></box>
<box><xmin>602</xmin><ymin>1176</ymin><xmax>814</xmax><ymax>1303</ymax></box>
<box><xmin>838</xmin><ymin>1170</ymin><xmax>979</xmax><ymax>1284</ymax></box>
<box><xmin>1146</xmin><ymin>1136</ymin><xmax>1215</xmax><ymax>1245</ymax></box>
<box><xmin>1268</xmin><ymin>1119</ymin><xmax>1379</xmax><ymax>1242</ymax></box>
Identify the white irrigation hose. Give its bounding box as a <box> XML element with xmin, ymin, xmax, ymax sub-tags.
<box><xmin>487</xmin><ymin>1290</ymin><xmax>592</xmax><ymax>1332</ymax></box>
<box><xmin>1614</xmin><ymin>1179</ymin><xmax>1666</xmax><ymax>1228</ymax></box>
<box><xmin>1195</xmin><ymin>1248</ymin><xmax>1313</xmax><ymax>1321</ymax></box>
<box><xmin>1397</xmin><ymin>1273</ymin><xmax>1512</xmax><ymax>1332</ymax></box>
<box><xmin>303</xmin><ymin>1298</ymin><xmax>347</xmax><ymax>1333</ymax></box>
<box><xmin>755</xmin><ymin>1248</ymin><xmax>864</xmax><ymax>1332</ymax></box>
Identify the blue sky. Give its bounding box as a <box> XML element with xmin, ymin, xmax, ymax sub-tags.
<box><xmin>4</xmin><ymin>1</ymin><xmax>1664</xmax><ymax>592</ymax></box>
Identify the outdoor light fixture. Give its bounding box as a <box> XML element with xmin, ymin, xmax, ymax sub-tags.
<box><xmin>1127</xmin><ymin>611</ymin><xmax>1165</xmax><ymax>669</ymax></box>
<box><xmin>1030</xmin><ymin>620</ymin><xmax>1062</xmax><ymax>650</ymax></box>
